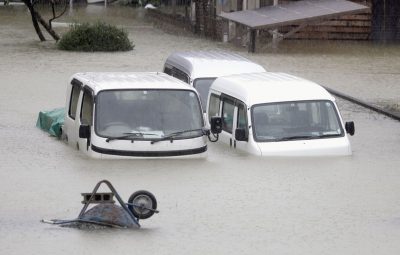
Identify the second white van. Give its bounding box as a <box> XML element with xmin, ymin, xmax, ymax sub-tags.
<box><xmin>206</xmin><ymin>72</ymin><xmax>355</xmax><ymax>156</ymax></box>
<box><xmin>163</xmin><ymin>51</ymin><xmax>266</xmax><ymax>110</ymax></box>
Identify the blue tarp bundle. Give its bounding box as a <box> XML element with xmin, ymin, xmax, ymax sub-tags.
<box><xmin>36</xmin><ymin>108</ymin><xmax>65</xmax><ymax>138</ymax></box>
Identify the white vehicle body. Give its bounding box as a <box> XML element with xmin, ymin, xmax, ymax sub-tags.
<box><xmin>163</xmin><ymin>51</ymin><xmax>266</xmax><ymax>109</ymax></box>
<box><xmin>207</xmin><ymin>72</ymin><xmax>354</xmax><ymax>156</ymax></box>
<box><xmin>63</xmin><ymin>72</ymin><xmax>207</xmax><ymax>159</ymax></box>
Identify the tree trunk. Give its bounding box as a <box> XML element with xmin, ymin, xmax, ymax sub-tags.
<box><xmin>22</xmin><ymin>0</ymin><xmax>62</xmax><ymax>41</ymax></box>
<box><xmin>22</xmin><ymin>0</ymin><xmax>46</xmax><ymax>41</ymax></box>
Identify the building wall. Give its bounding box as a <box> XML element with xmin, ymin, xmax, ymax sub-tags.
<box><xmin>280</xmin><ymin>0</ymin><xmax>400</xmax><ymax>41</ymax></box>
<box><xmin>221</xmin><ymin>0</ymin><xmax>374</xmax><ymax>42</ymax></box>
<box><xmin>277</xmin><ymin>0</ymin><xmax>372</xmax><ymax>40</ymax></box>
<box><xmin>148</xmin><ymin>0</ymin><xmax>400</xmax><ymax>43</ymax></box>
<box><xmin>371</xmin><ymin>0</ymin><xmax>400</xmax><ymax>41</ymax></box>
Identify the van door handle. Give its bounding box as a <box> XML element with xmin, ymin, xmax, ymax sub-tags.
<box><xmin>229</xmin><ymin>138</ymin><xmax>232</xmax><ymax>147</ymax></box>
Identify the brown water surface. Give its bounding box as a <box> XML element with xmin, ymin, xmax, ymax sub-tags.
<box><xmin>0</xmin><ymin>5</ymin><xmax>400</xmax><ymax>255</ymax></box>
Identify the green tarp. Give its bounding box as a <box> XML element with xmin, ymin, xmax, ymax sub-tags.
<box><xmin>36</xmin><ymin>108</ymin><xmax>65</xmax><ymax>138</ymax></box>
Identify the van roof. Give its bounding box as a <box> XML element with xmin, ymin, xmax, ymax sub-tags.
<box><xmin>71</xmin><ymin>72</ymin><xmax>195</xmax><ymax>94</ymax></box>
<box><xmin>211</xmin><ymin>72</ymin><xmax>335</xmax><ymax>105</ymax></box>
<box><xmin>164</xmin><ymin>51</ymin><xmax>266</xmax><ymax>80</ymax></box>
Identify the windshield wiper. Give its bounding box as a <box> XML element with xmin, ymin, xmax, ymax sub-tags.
<box><xmin>316</xmin><ymin>133</ymin><xmax>340</xmax><ymax>138</ymax></box>
<box><xmin>150</xmin><ymin>128</ymin><xmax>205</xmax><ymax>144</ymax></box>
<box><xmin>277</xmin><ymin>133</ymin><xmax>340</xmax><ymax>141</ymax></box>
<box><xmin>277</xmin><ymin>135</ymin><xmax>315</xmax><ymax>141</ymax></box>
<box><xmin>106</xmin><ymin>132</ymin><xmax>157</xmax><ymax>142</ymax></box>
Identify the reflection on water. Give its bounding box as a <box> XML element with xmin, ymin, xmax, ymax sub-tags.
<box><xmin>1</xmin><ymin>4</ymin><xmax>400</xmax><ymax>255</ymax></box>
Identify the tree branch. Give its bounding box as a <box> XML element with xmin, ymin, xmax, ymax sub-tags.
<box><xmin>34</xmin><ymin>10</ymin><xmax>60</xmax><ymax>41</ymax></box>
<box><xmin>22</xmin><ymin>0</ymin><xmax>46</xmax><ymax>41</ymax></box>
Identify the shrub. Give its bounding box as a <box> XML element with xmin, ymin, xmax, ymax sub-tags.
<box><xmin>58</xmin><ymin>22</ymin><xmax>134</xmax><ymax>52</ymax></box>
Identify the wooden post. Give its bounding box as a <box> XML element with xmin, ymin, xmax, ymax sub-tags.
<box><xmin>248</xmin><ymin>29</ymin><xmax>256</xmax><ymax>53</ymax></box>
<box><xmin>194</xmin><ymin>0</ymin><xmax>200</xmax><ymax>34</ymax></box>
<box><xmin>272</xmin><ymin>0</ymin><xmax>278</xmax><ymax>47</ymax></box>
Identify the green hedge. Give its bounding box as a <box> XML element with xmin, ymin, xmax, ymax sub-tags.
<box><xmin>58</xmin><ymin>22</ymin><xmax>134</xmax><ymax>52</ymax></box>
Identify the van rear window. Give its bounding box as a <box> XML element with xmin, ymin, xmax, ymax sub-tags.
<box><xmin>194</xmin><ymin>78</ymin><xmax>216</xmax><ymax>111</ymax></box>
<box><xmin>172</xmin><ymin>68</ymin><xmax>189</xmax><ymax>83</ymax></box>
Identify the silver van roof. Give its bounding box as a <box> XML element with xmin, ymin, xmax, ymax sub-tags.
<box><xmin>71</xmin><ymin>72</ymin><xmax>195</xmax><ymax>94</ymax></box>
<box><xmin>211</xmin><ymin>72</ymin><xmax>335</xmax><ymax>106</ymax></box>
<box><xmin>164</xmin><ymin>51</ymin><xmax>266</xmax><ymax>80</ymax></box>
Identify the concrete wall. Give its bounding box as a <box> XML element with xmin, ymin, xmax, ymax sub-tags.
<box><xmin>146</xmin><ymin>9</ymin><xmax>193</xmax><ymax>32</ymax></box>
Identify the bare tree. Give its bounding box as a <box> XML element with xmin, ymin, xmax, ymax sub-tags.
<box><xmin>22</xmin><ymin>0</ymin><xmax>68</xmax><ymax>41</ymax></box>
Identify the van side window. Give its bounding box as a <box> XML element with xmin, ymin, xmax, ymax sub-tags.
<box><xmin>222</xmin><ymin>99</ymin><xmax>234</xmax><ymax>133</ymax></box>
<box><xmin>68</xmin><ymin>84</ymin><xmax>81</xmax><ymax>120</ymax></box>
<box><xmin>164</xmin><ymin>66</ymin><xmax>172</xmax><ymax>75</ymax></box>
<box><xmin>237</xmin><ymin>104</ymin><xmax>247</xmax><ymax>130</ymax></box>
<box><xmin>80</xmin><ymin>90</ymin><xmax>94</xmax><ymax>125</ymax></box>
<box><xmin>208</xmin><ymin>94</ymin><xmax>220</xmax><ymax>122</ymax></box>
<box><xmin>172</xmin><ymin>68</ymin><xmax>189</xmax><ymax>84</ymax></box>
<box><xmin>237</xmin><ymin>103</ymin><xmax>248</xmax><ymax>140</ymax></box>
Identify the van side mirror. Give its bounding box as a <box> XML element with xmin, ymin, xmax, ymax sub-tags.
<box><xmin>79</xmin><ymin>124</ymin><xmax>91</xmax><ymax>139</ymax></box>
<box><xmin>210</xmin><ymin>117</ymin><xmax>222</xmax><ymax>134</ymax></box>
<box><xmin>345</xmin><ymin>121</ymin><xmax>355</xmax><ymax>136</ymax></box>
<box><xmin>235</xmin><ymin>128</ymin><xmax>247</xmax><ymax>141</ymax></box>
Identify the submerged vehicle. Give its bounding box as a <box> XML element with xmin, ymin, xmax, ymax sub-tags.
<box><xmin>62</xmin><ymin>72</ymin><xmax>214</xmax><ymax>158</ymax></box>
<box><xmin>163</xmin><ymin>51</ymin><xmax>266</xmax><ymax>110</ymax></box>
<box><xmin>206</xmin><ymin>72</ymin><xmax>355</xmax><ymax>156</ymax></box>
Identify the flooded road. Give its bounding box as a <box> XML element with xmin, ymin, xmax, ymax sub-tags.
<box><xmin>1</xmin><ymin>4</ymin><xmax>400</xmax><ymax>255</ymax></box>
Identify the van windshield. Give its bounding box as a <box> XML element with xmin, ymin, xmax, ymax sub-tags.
<box><xmin>252</xmin><ymin>100</ymin><xmax>344</xmax><ymax>142</ymax></box>
<box><xmin>193</xmin><ymin>78</ymin><xmax>216</xmax><ymax>111</ymax></box>
<box><xmin>95</xmin><ymin>89</ymin><xmax>203</xmax><ymax>139</ymax></box>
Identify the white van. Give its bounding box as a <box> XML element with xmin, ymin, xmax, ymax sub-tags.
<box><xmin>206</xmin><ymin>72</ymin><xmax>355</xmax><ymax>156</ymax></box>
<box><xmin>62</xmin><ymin>72</ymin><xmax>211</xmax><ymax>158</ymax></box>
<box><xmin>163</xmin><ymin>51</ymin><xmax>266</xmax><ymax>110</ymax></box>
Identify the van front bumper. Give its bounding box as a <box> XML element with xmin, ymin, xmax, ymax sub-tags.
<box><xmin>91</xmin><ymin>144</ymin><xmax>208</xmax><ymax>158</ymax></box>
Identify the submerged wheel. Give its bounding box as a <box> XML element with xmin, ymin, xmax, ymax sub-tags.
<box><xmin>128</xmin><ymin>190</ymin><xmax>157</xmax><ymax>220</ymax></box>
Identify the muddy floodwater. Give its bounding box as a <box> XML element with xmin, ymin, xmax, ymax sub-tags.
<box><xmin>1</xmin><ymin>4</ymin><xmax>400</xmax><ymax>255</ymax></box>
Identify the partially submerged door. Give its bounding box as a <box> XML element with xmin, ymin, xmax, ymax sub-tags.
<box><xmin>64</xmin><ymin>79</ymin><xmax>82</xmax><ymax>147</ymax></box>
<box><xmin>77</xmin><ymin>87</ymin><xmax>94</xmax><ymax>155</ymax></box>
<box><xmin>208</xmin><ymin>92</ymin><xmax>249</xmax><ymax>151</ymax></box>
